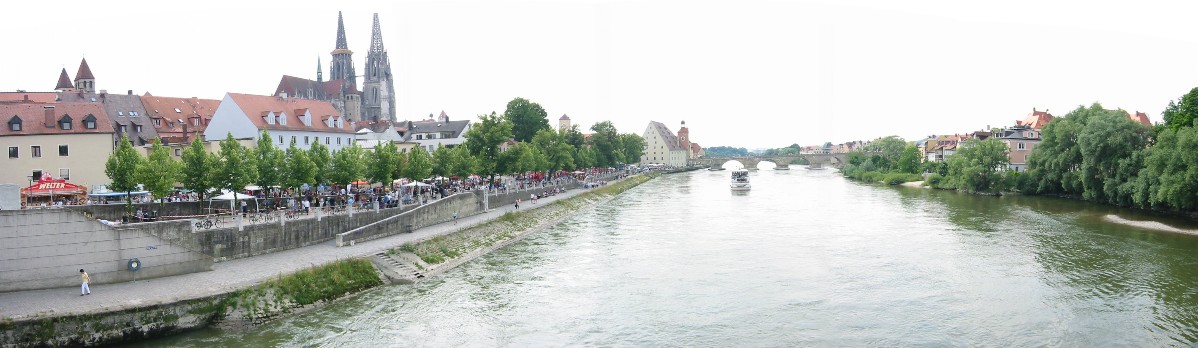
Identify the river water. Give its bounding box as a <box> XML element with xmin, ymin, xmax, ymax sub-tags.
<box><xmin>139</xmin><ymin>169</ymin><xmax>1198</xmax><ymax>347</ymax></box>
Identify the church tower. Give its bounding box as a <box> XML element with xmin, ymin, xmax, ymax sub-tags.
<box><xmin>329</xmin><ymin>11</ymin><xmax>357</xmax><ymax>89</ymax></box>
<box><xmin>316</xmin><ymin>56</ymin><xmax>323</xmax><ymax>83</ymax></box>
<box><xmin>559</xmin><ymin>114</ymin><xmax>571</xmax><ymax>132</ymax></box>
<box><xmin>362</xmin><ymin>13</ymin><xmax>396</xmax><ymax>122</ymax></box>
<box><xmin>54</xmin><ymin>68</ymin><xmax>74</xmax><ymax>92</ymax></box>
<box><xmin>74</xmin><ymin>58</ymin><xmax>95</xmax><ymax>94</ymax></box>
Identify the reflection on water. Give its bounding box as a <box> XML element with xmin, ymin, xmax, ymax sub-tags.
<box><xmin>137</xmin><ymin>170</ymin><xmax>1198</xmax><ymax>347</ymax></box>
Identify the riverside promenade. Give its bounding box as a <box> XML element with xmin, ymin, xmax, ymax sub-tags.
<box><xmin>0</xmin><ymin>186</ymin><xmax>596</xmax><ymax>321</ymax></box>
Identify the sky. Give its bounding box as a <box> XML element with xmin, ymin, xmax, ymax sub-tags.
<box><xmin>3</xmin><ymin>0</ymin><xmax>1198</xmax><ymax>149</ymax></box>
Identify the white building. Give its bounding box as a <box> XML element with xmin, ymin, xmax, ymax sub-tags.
<box><xmin>640</xmin><ymin>121</ymin><xmax>688</xmax><ymax>167</ymax></box>
<box><xmin>402</xmin><ymin>111</ymin><xmax>470</xmax><ymax>152</ymax></box>
<box><xmin>204</xmin><ymin>93</ymin><xmax>356</xmax><ymax>151</ymax></box>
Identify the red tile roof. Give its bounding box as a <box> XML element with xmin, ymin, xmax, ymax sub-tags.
<box><xmin>0</xmin><ymin>102</ymin><xmax>114</xmax><ymax>136</ymax></box>
<box><xmin>55</xmin><ymin>69</ymin><xmax>74</xmax><ymax>90</ymax></box>
<box><xmin>1016</xmin><ymin>108</ymin><xmax>1054</xmax><ymax>129</ymax></box>
<box><xmin>141</xmin><ymin>95</ymin><xmax>220</xmax><ymax>139</ymax></box>
<box><xmin>75</xmin><ymin>58</ymin><xmax>95</xmax><ymax>80</ymax></box>
<box><xmin>1127</xmin><ymin>111</ymin><xmax>1151</xmax><ymax>126</ymax></box>
<box><xmin>0</xmin><ymin>92</ymin><xmax>58</xmax><ymax>103</ymax></box>
<box><xmin>226</xmin><ymin>93</ymin><xmax>354</xmax><ymax>134</ymax></box>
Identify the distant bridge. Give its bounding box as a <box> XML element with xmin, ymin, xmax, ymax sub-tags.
<box><xmin>691</xmin><ymin>153</ymin><xmax>847</xmax><ymax>170</ymax></box>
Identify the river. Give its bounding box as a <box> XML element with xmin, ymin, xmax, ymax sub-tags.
<box><xmin>137</xmin><ymin>169</ymin><xmax>1198</xmax><ymax>346</ymax></box>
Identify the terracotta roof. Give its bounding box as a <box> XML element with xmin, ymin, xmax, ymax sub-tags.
<box><xmin>55</xmin><ymin>69</ymin><xmax>73</xmax><ymax>90</ymax></box>
<box><xmin>274</xmin><ymin>75</ymin><xmax>358</xmax><ymax>100</ymax></box>
<box><xmin>75</xmin><ymin>58</ymin><xmax>94</xmax><ymax>80</ymax></box>
<box><xmin>646</xmin><ymin>121</ymin><xmax>685</xmax><ymax>151</ymax></box>
<box><xmin>1016</xmin><ymin>108</ymin><xmax>1054</xmax><ymax>129</ymax></box>
<box><xmin>0</xmin><ymin>102</ymin><xmax>114</xmax><ymax>136</ymax></box>
<box><xmin>1127</xmin><ymin>111</ymin><xmax>1151</xmax><ymax>126</ymax></box>
<box><xmin>0</xmin><ymin>92</ymin><xmax>57</xmax><ymax>103</ymax></box>
<box><xmin>226</xmin><ymin>93</ymin><xmax>354</xmax><ymax>134</ymax></box>
<box><xmin>140</xmin><ymin>95</ymin><xmax>220</xmax><ymax>139</ymax></box>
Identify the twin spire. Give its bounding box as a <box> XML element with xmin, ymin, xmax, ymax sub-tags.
<box><xmin>53</xmin><ymin>58</ymin><xmax>95</xmax><ymax>91</ymax></box>
<box><xmin>369</xmin><ymin>13</ymin><xmax>385</xmax><ymax>53</ymax></box>
<box><xmin>335</xmin><ymin>11</ymin><xmax>348</xmax><ymax>50</ymax></box>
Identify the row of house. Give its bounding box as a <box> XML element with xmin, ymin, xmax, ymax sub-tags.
<box><xmin>0</xmin><ymin>59</ymin><xmax>471</xmax><ymax>191</ymax></box>
<box><xmin>804</xmin><ymin>107</ymin><xmax>1154</xmax><ymax>171</ymax></box>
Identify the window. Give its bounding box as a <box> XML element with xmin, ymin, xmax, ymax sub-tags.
<box><xmin>326</xmin><ymin>137</ymin><xmax>330</xmax><ymax>145</ymax></box>
<box><xmin>304</xmin><ymin>136</ymin><xmax>309</xmax><ymax>145</ymax></box>
<box><xmin>153</xmin><ymin>118</ymin><xmax>161</xmax><ymax>126</ymax></box>
<box><xmin>193</xmin><ymin>118</ymin><xmax>199</xmax><ymax>126</ymax></box>
<box><xmin>119</xmin><ymin>125</ymin><xmax>127</xmax><ymax>133</ymax></box>
<box><xmin>7</xmin><ymin>146</ymin><xmax>16</xmax><ymax>158</ymax></box>
<box><xmin>337</xmin><ymin>137</ymin><xmax>341</xmax><ymax>145</ymax></box>
<box><xmin>31</xmin><ymin>146</ymin><xmax>41</xmax><ymax>158</ymax></box>
<box><xmin>174</xmin><ymin>148</ymin><xmax>181</xmax><ymax>156</ymax></box>
<box><xmin>8</xmin><ymin>116</ymin><xmax>21</xmax><ymax>131</ymax></box>
<box><xmin>60</xmin><ymin>120</ymin><xmax>71</xmax><ymax>130</ymax></box>
<box><xmin>174</xmin><ymin>108</ymin><xmax>182</xmax><ymax>113</ymax></box>
<box><xmin>31</xmin><ymin>170</ymin><xmax>41</xmax><ymax>181</ymax></box>
<box><xmin>1017</xmin><ymin>142</ymin><xmax>1025</xmax><ymax>150</ymax></box>
<box><xmin>59</xmin><ymin>168</ymin><xmax>69</xmax><ymax>180</ymax></box>
<box><xmin>416</xmin><ymin>134</ymin><xmax>423</xmax><ymax>140</ymax></box>
<box><xmin>58</xmin><ymin>145</ymin><xmax>68</xmax><ymax>156</ymax></box>
<box><xmin>118</xmin><ymin>112</ymin><xmax>124</xmax><ymax>117</ymax></box>
<box><xmin>291</xmin><ymin>136</ymin><xmax>296</xmax><ymax>145</ymax></box>
<box><xmin>83</xmin><ymin>115</ymin><xmax>96</xmax><ymax>129</ymax></box>
<box><xmin>134</xmin><ymin>125</ymin><xmax>142</xmax><ymax>133</ymax></box>
<box><xmin>278</xmin><ymin>135</ymin><xmax>283</xmax><ymax>145</ymax></box>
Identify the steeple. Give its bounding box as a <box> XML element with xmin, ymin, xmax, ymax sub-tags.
<box><xmin>317</xmin><ymin>56</ymin><xmax>323</xmax><ymax>83</ymax></box>
<box><xmin>335</xmin><ymin>11</ymin><xmax>348</xmax><ymax>50</ymax></box>
<box><xmin>362</xmin><ymin>12</ymin><xmax>396</xmax><ymax>122</ymax></box>
<box><xmin>55</xmin><ymin>68</ymin><xmax>74</xmax><ymax>91</ymax></box>
<box><xmin>74</xmin><ymin>58</ymin><xmax>95</xmax><ymax>93</ymax></box>
<box><xmin>369</xmin><ymin>13</ymin><xmax>385</xmax><ymax>53</ymax></box>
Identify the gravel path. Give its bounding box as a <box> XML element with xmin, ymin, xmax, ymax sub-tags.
<box><xmin>0</xmin><ymin>187</ymin><xmax>593</xmax><ymax>321</ymax></box>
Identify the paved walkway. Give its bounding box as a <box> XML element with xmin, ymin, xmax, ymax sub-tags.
<box><xmin>0</xmin><ymin>186</ymin><xmax>597</xmax><ymax>321</ymax></box>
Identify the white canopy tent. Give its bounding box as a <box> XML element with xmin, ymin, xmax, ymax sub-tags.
<box><xmin>210</xmin><ymin>191</ymin><xmax>256</xmax><ymax>200</ymax></box>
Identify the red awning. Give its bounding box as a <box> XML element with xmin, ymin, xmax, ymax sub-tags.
<box><xmin>21</xmin><ymin>176</ymin><xmax>86</xmax><ymax>197</ymax></box>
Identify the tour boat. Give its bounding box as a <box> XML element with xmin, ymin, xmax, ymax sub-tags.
<box><xmin>730</xmin><ymin>169</ymin><xmax>751</xmax><ymax>191</ymax></box>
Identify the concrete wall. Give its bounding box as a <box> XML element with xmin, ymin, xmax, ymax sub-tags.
<box><xmin>0</xmin><ymin>209</ymin><xmax>212</xmax><ymax>293</ymax></box>
<box><xmin>337</xmin><ymin>192</ymin><xmax>484</xmax><ymax>246</ymax></box>
<box><xmin>70</xmin><ymin>201</ymin><xmax>207</xmax><ymax>221</ymax></box>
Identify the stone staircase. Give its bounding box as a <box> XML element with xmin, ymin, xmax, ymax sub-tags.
<box><xmin>371</xmin><ymin>252</ymin><xmax>425</xmax><ymax>284</ymax></box>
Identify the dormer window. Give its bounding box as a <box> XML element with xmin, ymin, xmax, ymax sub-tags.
<box><xmin>83</xmin><ymin>115</ymin><xmax>97</xmax><ymax>129</ymax></box>
<box><xmin>58</xmin><ymin>115</ymin><xmax>73</xmax><ymax>130</ymax></box>
<box><xmin>8</xmin><ymin>116</ymin><xmax>22</xmax><ymax>131</ymax></box>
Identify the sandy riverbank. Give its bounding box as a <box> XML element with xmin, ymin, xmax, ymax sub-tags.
<box><xmin>900</xmin><ymin>181</ymin><xmax>925</xmax><ymax>188</ymax></box>
<box><xmin>1104</xmin><ymin>214</ymin><xmax>1198</xmax><ymax>236</ymax></box>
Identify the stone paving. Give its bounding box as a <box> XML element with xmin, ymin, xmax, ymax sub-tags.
<box><xmin>0</xmin><ymin>186</ymin><xmax>595</xmax><ymax>321</ymax></box>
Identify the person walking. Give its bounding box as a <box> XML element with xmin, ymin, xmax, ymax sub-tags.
<box><xmin>453</xmin><ymin>211</ymin><xmax>459</xmax><ymax>225</ymax></box>
<box><xmin>79</xmin><ymin>269</ymin><xmax>91</xmax><ymax>296</ymax></box>
<box><xmin>515</xmin><ymin>199</ymin><xmax>520</xmax><ymax>210</ymax></box>
<box><xmin>531</xmin><ymin>193</ymin><xmax>537</xmax><ymax>204</ymax></box>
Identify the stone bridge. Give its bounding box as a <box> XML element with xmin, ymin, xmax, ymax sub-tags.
<box><xmin>690</xmin><ymin>153</ymin><xmax>847</xmax><ymax>170</ymax></box>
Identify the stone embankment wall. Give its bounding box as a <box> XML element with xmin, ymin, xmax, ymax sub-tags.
<box><xmin>70</xmin><ymin>201</ymin><xmax>206</xmax><ymax>221</ymax></box>
<box><xmin>0</xmin><ymin>209</ymin><xmax>212</xmax><ymax>293</ymax></box>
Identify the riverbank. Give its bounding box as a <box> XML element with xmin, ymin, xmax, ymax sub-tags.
<box><xmin>0</xmin><ymin>173</ymin><xmax>655</xmax><ymax>347</ymax></box>
<box><xmin>381</xmin><ymin>174</ymin><xmax>656</xmax><ymax>282</ymax></box>
<box><xmin>1104</xmin><ymin>214</ymin><xmax>1198</xmax><ymax>236</ymax></box>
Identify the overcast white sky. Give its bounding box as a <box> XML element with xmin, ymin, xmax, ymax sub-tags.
<box><xmin>3</xmin><ymin>0</ymin><xmax>1197</xmax><ymax>149</ymax></box>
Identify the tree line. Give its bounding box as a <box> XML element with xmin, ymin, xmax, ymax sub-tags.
<box><xmin>105</xmin><ymin>97</ymin><xmax>646</xmax><ymax>210</ymax></box>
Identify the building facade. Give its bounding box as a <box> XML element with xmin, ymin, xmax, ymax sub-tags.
<box><xmin>140</xmin><ymin>95</ymin><xmax>220</xmax><ymax>145</ymax></box>
<box><xmin>53</xmin><ymin>59</ymin><xmax>159</xmax><ymax>147</ymax></box>
<box><xmin>361</xmin><ymin>13</ymin><xmax>396</xmax><ymax>122</ymax></box>
<box><xmin>0</xmin><ymin>102</ymin><xmax>115</xmax><ymax>188</ymax></box>
<box><xmin>639</xmin><ymin>121</ymin><xmax>688</xmax><ymax>167</ymax></box>
<box><xmin>403</xmin><ymin>111</ymin><xmax>470</xmax><ymax>152</ymax></box>
<box><xmin>204</xmin><ymin>93</ymin><xmax>355</xmax><ymax>152</ymax></box>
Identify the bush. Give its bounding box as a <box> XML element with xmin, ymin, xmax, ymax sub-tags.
<box><xmin>926</xmin><ymin>173</ymin><xmax>944</xmax><ymax>187</ymax></box>
<box><xmin>883</xmin><ymin>172</ymin><xmax>921</xmax><ymax>185</ymax></box>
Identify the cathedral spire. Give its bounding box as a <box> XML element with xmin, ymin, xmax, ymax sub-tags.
<box><xmin>369</xmin><ymin>13</ymin><xmax>385</xmax><ymax>53</ymax></box>
<box><xmin>335</xmin><ymin>11</ymin><xmax>348</xmax><ymax>49</ymax></box>
<box><xmin>317</xmin><ymin>56</ymin><xmax>323</xmax><ymax>83</ymax></box>
<box><xmin>55</xmin><ymin>68</ymin><xmax>74</xmax><ymax>91</ymax></box>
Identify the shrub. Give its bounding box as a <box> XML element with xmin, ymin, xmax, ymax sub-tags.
<box><xmin>926</xmin><ymin>173</ymin><xmax>944</xmax><ymax>187</ymax></box>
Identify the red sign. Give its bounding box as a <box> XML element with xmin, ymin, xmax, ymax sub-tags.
<box><xmin>21</xmin><ymin>176</ymin><xmax>84</xmax><ymax>197</ymax></box>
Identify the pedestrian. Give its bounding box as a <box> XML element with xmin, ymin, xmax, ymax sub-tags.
<box><xmin>453</xmin><ymin>211</ymin><xmax>459</xmax><ymax>224</ymax></box>
<box><xmin>515</xmin><ymin>199</ymin><xmax>520</xmax><ymax>210</ymax></box>
<box><xmin>241</xmin><ymin>200</ymin><xmax>248</xmax><ymax>217</ymax></box>
<box><xmin>302</xmin><ymin>198</ymin><xmax>311</xmax><ymax>214</ymax></box>
<box><xmin>79</xmin><ymin>269</ymin><xmax>91</xmax><ymax>296</ymax></box>
<box><xmin>531</xmin><ymin>193</ymin><xmax>537</xmax><ymax>204</ymax></box>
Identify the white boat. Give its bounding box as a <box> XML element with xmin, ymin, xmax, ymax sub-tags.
<box><xmin>730</xmin><ymin>169</ymin><xmax>751</xmax><ymax>191</ymax></box>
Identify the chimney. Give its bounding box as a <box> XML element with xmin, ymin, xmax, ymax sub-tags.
<box><xmin>43</xmin><ymin>106</ymin><xmax>55</xmax><ymax>128</ymax></box>
<box><xmin>127</xmin><ymin>90</ymin><xmax>133</xmax><ymax>96</ymax></box>
<box><xmin>182</xmin><ymin>120</ymin><xmax>189</xmax><ymax>143</ymax></box>
<box><xmin>22</xmin><ymin>94</ymin><xmax>29</xmax><ymax>102</ymax></box>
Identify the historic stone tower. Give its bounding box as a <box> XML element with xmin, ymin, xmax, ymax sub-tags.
<box><xmin>559</xmin><ymin>114</ymin><xmax>571</xmax><ymax>132</ymax></box>
<box><xmin>74</xmin><ymin>58</ymin><xmax>95</xmax><ymax>94</ymax></box>
<box><xmin>329</xmin><ymin>12</ymin><xmax>356</xmax><ymax>87</ymax></box>
<box><xmin>362</xmin><ymin>13</ymin><xmax>396</xmax><ymax>122</ymax></box>
<box><xmin>677</xmin><ymin>120</ymin><xmax>692</xmax><ymax>159</ymax></box>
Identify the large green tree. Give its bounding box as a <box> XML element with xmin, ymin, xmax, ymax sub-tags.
<box><xmin>1137</xmin><ymin>126</ymin><xmax>1198</xmax><ymax>210</ymax></box>
<box><xmin>532</xmin><ymin>128</ymin><xmax>576</xmax><ymax>172</ymax></box>
<box><xmin>1162</xmin><ymin>87</ymin><xmax>1198</xmax><ymax>131</ymax></box>
<box><xmin>463</xmin><ymin>112</ymin><xmax>514</xmax><ymax>181</ymax></box>
<box><xmin>864</xmin><ymin>136</ymin><xmax>907</xmax><ymax>172</ymax></box>
<box><xmin>403</xmin><ymin>146</ymin><xmax>433</xmax><ymax>181</ymax></box>
<box><xmin>138</xmin><ymin>138</ymin><xmax>181</xmax><ymax>205</ymax></box>
<box><xmin>180</xmin><ymin>135</ymin><xmax>215</xmax><ymax>203</ymax></box>
<box><xmin>431</xmin><ymin>145</ymin><xmax>453</xmax><ymax>178</ymax></box>
<box><xmin>254</xmin><ymin>131</ymin><xmax>285</xmax><ymax>190</ymax></box>
<box><xmin>449</xmin><ymin>145</ymin><xmax>477</xmax><ymax>178</ymax></box>
<box><xmin>330</xmin><ymin>145</ymin><xmax>366</xmax><ymax>185</ymax></box>
<box><xmin>367</xmin><ymin>142</ymin><xmax>401</xmax><ymax>185</ymax></box>
<box><xmin>897</xmin><ymin>145</ymin><xmax>922</xmax><ymax>174</ymax></box>
<box><xmin>308</xmin><ymin>141</ymin><xmax>333</xmax><ymax>186</ymax></box>
<box><xmin>564</xmin><ymin>125</ymin><xmax>585</xmax><ymax>150</ymax></box>
<box><xmin>944</xmin><ymin>138</ymin><xmax>1010</xmax><ymax>193</ymax></box>
<box><xmin>283</xmin><ymin>139</ymin><xmax>316</xmax><ymax>190</ymax></box>
<box><xmin>619</xmin><ymin>133</ymin><xmax>646</xmax><ymax>165</ymax></box>
<box><xmin>503</xmin><ymin>97</ymin><xmax>550</xmax><ymax>143</ymax></box>
<box><xmin>589</xmin><ymin>121</ymin><xmax>622</xmax><ymax>167</ymax></box>
<box><xmin>215</xmin><ymin>133</ymin><xmax>258</xmax><ymax>194</ymax></box>
<box><xmin>1026</xmin><ymin>103</ymin><xmax>1151</xmax><ymax>206</ymax></box>
<box><xmin>104</xmin><ymin>134</ymin><xmax>144</xmax><ymax>210</ymax></box>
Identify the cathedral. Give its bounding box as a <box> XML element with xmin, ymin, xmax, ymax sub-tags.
<box><xmin>273</xmin><ymin>11</ymin><xmax>396</xmax><ymax>123</ymax></box>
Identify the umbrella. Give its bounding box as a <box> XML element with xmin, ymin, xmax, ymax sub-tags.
<box><xmin>351</xmin><ymin>180</ymin><xmax>370</xmax><ymax>185</ymax></box>
<box><xmin>402</xmin><ymin>182</ymin><xmax>432</xmax><ymax>187</ymax></box>
<box><xmin>210</xmin><ymin>190</ymin><xmax>255</xmax><ymax>200</ymax></box>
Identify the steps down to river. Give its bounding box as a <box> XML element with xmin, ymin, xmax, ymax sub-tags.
<box><xmin>371</xmin><ymin>252</ymin><xmax>425</xmax><ymax>284</ymax></box>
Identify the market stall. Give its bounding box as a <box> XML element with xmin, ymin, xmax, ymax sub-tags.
<box><xmin>21</xmin><ymin>175</ymin><xmax>87</xmax><ymax>207</ymax></box>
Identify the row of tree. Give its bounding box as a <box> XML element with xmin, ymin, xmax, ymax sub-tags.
<box><xmin>104</xmin><ymin>97</ymin><xmax>647</xmax><ymax>211</ymax></box>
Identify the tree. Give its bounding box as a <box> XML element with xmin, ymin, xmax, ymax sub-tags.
<box><xmin>104</xmin><ymin>134</ymin><xmax>144</xmax><ymax>211</ymax></box>
<box><xmin>619</xmin><ymin>133</ymin><xmax>646</xmax><ymax>165</ymax></box>
<box><xmin>431</xmin><ymin>145</ymin><xmax>453</xmax><ymax>178</ymax></box>
<box><xmin>367</xmin><ymin>142</ymin><xmax>401</xmax><ymax>185</ymax></box>
<box><xmin>449</xmin><ymin>145</ymin><xmax>477</xmax><ymax>178</ymax></box>
<box><xmin>703</xmin><ymin>146</ymin><xmax>749</xmax><ymax>158</ymax></box>
<box><xmin>498</xmin><ymin>142</ymin><xmax>527</xmax><ymax>174</ymax></box>
<box><xmin>283</xmin><ymin>139</ymin><xmax>316</xmax><ymax>190</ymax></box>
<box><xmin>1162</xmin><ymin>87</ymin><xmax>1198</xmax><ymax>131</ymax></box>
<box><xmin>254</xmin><ymin>131</ymin><xmax>285</xmax><ymax>190</ymax></box>
<box><xmin>943</xmin><ymin>138</ymin><xmax>1009</xmax><ymax>193</ymax></box>
<box><xmin>308</xmin><ymin>140</ymin><xmax>333</xmax><ymax>186</ymax></box>
<box><xmin>564</xmin><ymin>125</ymin><xmax>585</xmax><ymax>150</ymax></box>
<box><xmin>463</xmin><ymin>112</ymin><xmax>513</xmax><ymax>181</ymax></box>
<box><xmin>533</xmin><ymin>128</ymin><xmax>576</xmax><ymax>172</ymax></box>
<box><xmin>1026</xmin><ymin>103</ymin><xmax>1151</xmax><ymax>206</ymax></box>
<box><xmin>897</xmin><ymin>145</ymin><xmax>922</xmax><ymax>174</ymax></box>
<box><xmin>575</xmin><ymin>146</ymin><xmax>597</xmax><ymax>169</ymax></box>
<box><xmin>589</xmin><ymin>121</ymin><xmax>622</xmax><ymax>167</ymax></box>
<box><xmin>180</xmin><ymin>134</ymin><xmax>215</xmax><ymax>203</ymax></box>
<box><xmin>1137</xmin><ymin>126</ymin><xmax>1198</xmax><ymax>210</ymax></box>
<box><xmin>330</xmin><ymin>144</ymin><xmax>366</xmax><ymax>185</ymax></box>
<box><xmin>215</xmin><ymin>133</ymin><xmax>258</xmax><ymax>194</ymax></box>
<box><xmin>138</xmin><ymin>138</ymin><xmax>181</xmax><ymax>205</ymax></box>
<box><xmin>503</xmin><ymin>97</ymin><xmax>550</xmax><ymax>143</ymax></box>
<box><xmin>864</xmin><ymin>136</ymin><xmax>907</xmax><ymax>172</ymax></box>
<box><xmin>403</xmin><ymin>146</ymin><xmax>433</xmax><ymax>181</ymax></box>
